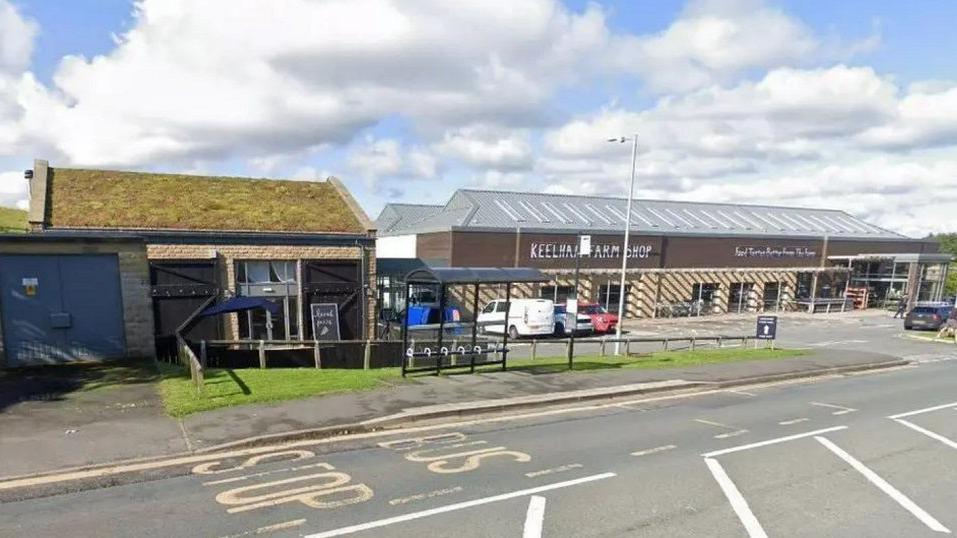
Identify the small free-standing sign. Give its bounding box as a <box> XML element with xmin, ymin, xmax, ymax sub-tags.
<box><xmin>756</xmin><ymin>315</ymin><xmax>778</xmax><ymax>340</ymax></box>
<box><xmin>310</xmin><ymin>303</ymin><xmax>341</xmax><ymax>341</ymax></box>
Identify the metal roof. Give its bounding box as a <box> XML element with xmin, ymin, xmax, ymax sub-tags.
<box><xmin>378</xmin><ymin>189</ymin><xmax>906</xmax><ymax>240</ymax></box>
<box><xmin>405</xmin><ymin>266</ymin><xmax>551</xmax><ymax>285</ymax></box>
<box><xmin>375</xmin><ymin>203</ymin><xmax>443</xmax><ymax>234</ymax></box>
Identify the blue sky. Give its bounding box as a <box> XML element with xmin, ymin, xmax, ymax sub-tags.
<box><xmin>2</xmin><ymin>0</ymin><xmax>957</xmax><ymax>236</ymax></box>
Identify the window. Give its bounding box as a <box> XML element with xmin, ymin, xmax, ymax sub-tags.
<box><xmin>495</xmin><ymin>301</ymin><xmax>509</xmax><ymax>313</ymax></box>
<box><xmin>236</xmin><ymin>260</ymin><xmax>300</xmax><ymax>340</ymax></box>
<box><xmin>598</xmin><ymin>282</ymin><xmax>632</xmax><ymax>314</ymax></box>
<box><xmin>763</xmin><ymin>282</ymin><xmax>782</xmax><ymax>311</ymax></box>
<box><xmin>728</xmin><ymin>282</ymin><xmax>754</xmax><ymax>313</ymax></box>
<box><xmin>482</xmin><ymin>302</ymin><xmax>497</xmax><ymax>314</ymax></box>
<box><xmin>540</xmin><ymin>285</ymin><xmax>576</xmax><ymax>303</ymax></box>
<box><xmin>690</xmin><ymin>283</ymin><xmax>719</xmax><ymax>315</ymax></box>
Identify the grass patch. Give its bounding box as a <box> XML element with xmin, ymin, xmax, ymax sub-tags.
<box><xmin>495</xmin><ymin>347</ymin><xmax>809</xmax><ymax>374</ymax></box>
<box><xmin>158</xmin><ymin>364</ymin><xmax>401</xmax><ymax>417</ymax></box>
<box><xmin>47</xmin><ymin>167</ymin><xmax>365</xmax><ymax>233</ymax></box>
<box><xmin>0</xmin><ymin>359</ymin><xmax>158</xmax><ymax>391</ymax></box>
<box><xmin>0</xmin><ymin>206</ymin><xmax>27</xmax><ymax>232</ymax></box>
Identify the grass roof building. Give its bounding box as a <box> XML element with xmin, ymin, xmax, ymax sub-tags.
<box><xmin>27</xmin><ymin>159</ymin><xmax>376</xmax><ymax>358</ymax></box>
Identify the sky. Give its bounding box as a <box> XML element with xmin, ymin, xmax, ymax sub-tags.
<box><xmin>1</xmin><ymin>0</ymin><xmax>956</xmax><ymax>238</ymax></box>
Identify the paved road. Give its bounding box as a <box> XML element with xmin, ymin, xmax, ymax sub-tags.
<box><xmin>3</xmin><ymin>342</ymin><xmax>957</xmax><ymax>537</ymax></box>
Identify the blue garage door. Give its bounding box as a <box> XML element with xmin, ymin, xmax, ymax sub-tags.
<box><xmin>1</xmin><ymin>255</ymin><xmax>126</xmax><ymax>366</ymax></box>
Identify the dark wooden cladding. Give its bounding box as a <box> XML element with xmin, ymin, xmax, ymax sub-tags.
<box><xmin>444</xmin><ymin>230</ymin><xmax>936</xmax><ymax>270</ymax></box>
<box><xmin>416</xmin><ymin>231</ymin><xmax>452</xmax><ymax>265</ymax></box>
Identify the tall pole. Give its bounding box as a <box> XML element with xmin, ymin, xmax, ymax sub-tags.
<box><xmin>614</xmin><ymin>135</ymin><xmax>639</xmax><ymax>355</ymax></box>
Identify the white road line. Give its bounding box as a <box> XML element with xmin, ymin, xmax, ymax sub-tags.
<box><xmin>714</xmin><ymin>430</ymin><xmax>749</xmax><ymax>439</ymax></box>
<box><xmin>523</xmin><ymin>496</ymin><xmax>546</xmax><ymax>538</ymax></box>
<box><xmin>893</xmin><ymin>419</ymin><xmax>957</xmax><ymax>451</ymax></box>
<box><xmin>889</xmin><ymin>401</ymin><xmax>957</xmax><ymax>419</ymax></box>
<box><xmin>219</xmin><ymin>519</ymin><xmax>307</xmax><ymax>538</ymax></box>
<box><xmin>815</xmin><ymin>436</ymin><xmax>950</xmax><ymax>534</ymax></box>
<box><xmin>726</xmin><ymin>390</ymin><xmax>757</xmax><ymax>397</ymax></box>
<box><xmin>811</xmin><ymin>402</ymin><xmax>857</xmax><ymax>415</ymax></box>
<box><xmin>631</xmin><ymin>445</ymin><xmax>676</xmax><ymax>457</ymax></box>
<box><xmin>778</xmin><ymin>418</ymin><xmax>810</xmax><ymax>426</ymax></box>
<box><xmin>702</xmin><ymin>426</ymin><xmax>848</xmax><ymax>458</ymax></box>
<box><xmin>303</xmin><ymin>473</ymin><xmax>616</xmax><ymax>538</ymax></box>
<box><xmin>704</xmin><ymin>458</ymin><xmax>768</xmax><ymax>538</ymax></box>
<box><xmin>694</xmin><ymin>418</ymin><xmax>730</xmax><ymax>428</ymax></box>
<box><xmin>524</xmin><ymin>463</ymin><xmax>583</xmax><ymax>478</ymax></box>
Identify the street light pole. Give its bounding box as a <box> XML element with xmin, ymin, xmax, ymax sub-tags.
<box><xmin>611</xmin><ymin>134</ymin><xmax>639</xmax><ymax>355</ymax></box>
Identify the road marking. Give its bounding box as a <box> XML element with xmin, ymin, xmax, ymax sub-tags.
<box><xmin>219</xmin><ymin>519</ymin><xmax>307</xmax><ymax>538</ymax></box>
<box><xmin>811</xmin><ymin>402</ymin><xmax>857</xmax><ymax>415</ymax></box>
<box><xmin>524</xmin><ymin>463</ymin><xmax>583</xmax><ymax>478</ymax></box>
<box><xmin>726</xmin><ymin>390</ymin><xmax>757</xmax><ymax>397</ymax></box>
<box><xmin>523</xmin><ymin>495</ymin><xmax>546</xmax><ymax>538</ymax></box>
<box><xmin>778</xmin><ymin>418</ymin><xmax>810</xmax><ymax>426</ymax></box>
<box><xmin>893</xmin><ymin>419</ymin><xmax>957</xmax><ymax>451</ymax></box>
<box><xmin>203</xmin><ymin>462</ymin><xmax>333</xmax><ymax>486</ymax></box>
<box><xmin>714</xmin><ymin>429</ymin><xmax>749</xmax><ymax>439</ymax></box>
<box><xmin>889</xmin><ymin>401</ymin><xmax>957</xmax><ymax>419</ymax></box>
<box><xmin>815</xmin><ymin>436</ymin><xmax>950</xmax><ymax>534</ymax></box>
<box><xmin>702</xmin><ymin>426</ymin><xmax>848</xmax><ymax>458</ymax></box>
<box><xmin>631</xmin><ymin>445</ymin><xmax>676</xmax><ymax>457</ymax></box>
<box><xmin>694</xmin><ymin>418</ymin><xmax>730</xmax><ymax>428</ymax></box>
<box><xmin>302</xmin><ymin>473</ymin><xmax>616</xmax><ymax>538</ymax></box>
<box><xmin>0</xmin><ymin>375</ymin><xmax>860</xmax><ymax>492</ymax></box>
<box><xmin>389</xmin><ymin>486</ymin><xmax>463</xmax><ymax>506</ymax></box>
<box><xmin>704</xmin><ymin>458</ymin><xmax>768</xmax><ymax>538</ymax></box>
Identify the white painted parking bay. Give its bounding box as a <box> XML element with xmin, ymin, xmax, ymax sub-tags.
<box><xmin>711</xmin><ymin>431</ymin><xmax>951</xmax><ymax>537</ymax></box>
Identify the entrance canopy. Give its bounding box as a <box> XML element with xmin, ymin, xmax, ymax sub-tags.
<box><xmin>199</xmin><ymin>296</ymin><xmax>281</xmax><ymax>317</ymax></box>
<box><xmin>828</xmin><ymin>253</ymin><xmax>953</xmax><ymax>263</ymax></box>
<box><xmin>405</xmin><ymin>266</ymin><xmax>551</xmax><ymax>285</ymax></box>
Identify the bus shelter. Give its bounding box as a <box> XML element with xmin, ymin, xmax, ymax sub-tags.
<box><xmin>401</xmin><ymin>266</ymin><xmax>551</xmax><ymax>376</ymax></box>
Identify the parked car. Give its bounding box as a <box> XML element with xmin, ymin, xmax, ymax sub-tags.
<box><xmin>579</xmin><ymin>303</ymin><xmax>618</xmax><ymax>333</ymax></box>
<box><xmin>553</xmin><ymin>304</ymin><xmax>594</xmax><ymax>336</ymax></box>
<box><xmin>477</xmin><ymin>298</ymin><xmax>555</xmax><ymax>339</ymax></box>
<box><xmin>904</xmin><ymin>303</ymin><xmax>955</xmax><ymax>331</ymax></box>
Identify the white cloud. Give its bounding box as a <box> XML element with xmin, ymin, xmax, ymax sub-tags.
<box><xmin>436</xmin><ymin>126</ymin><xmax>533</xmax><ymax>171</ymax></box>
<box><xmin>347</xmin><ymin>137</ymin><xmax>437</xmax><ymax>184</ymax></box>
<box><xmin>0</xmin><ymin>169</ymin><xmax>28</xmax><ymax>209</ymax></box>
<box><xmin>0</xmin><ymin>0</ymin><xmax>36</xmax><ymax>74</ymax></box>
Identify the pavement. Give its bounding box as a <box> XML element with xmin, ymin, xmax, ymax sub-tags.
<box><xmin>2</xmin><ymin>339</ymin><xmax>957</xmax><ymax>536</ymax></box>
<box><xmin>0</xmin><ymin>310</ymin><xmax>951</xmax><ymax>482</ymax></box>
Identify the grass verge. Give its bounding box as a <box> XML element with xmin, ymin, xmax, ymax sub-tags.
<box><xmin>158</xmin><ymin>364</ymin><xmax>401</xmax><ymax>417</ymax></box>
<box><xmin>492</xmin><ymin>347</ymin><xmax>809</xmax><ymax>374</ymax></box>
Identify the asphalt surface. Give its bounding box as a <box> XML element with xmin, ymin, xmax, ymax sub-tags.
<box><xmin>2</xmin><ymin>327</ymin><xmax>957</xmax><ymax>537</ymax></box>
<box><xmin>2</xmin><ymin>311</ymin><xmax>954</xmax><ymax>537</ymax></box>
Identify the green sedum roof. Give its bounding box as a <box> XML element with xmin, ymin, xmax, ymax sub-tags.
<box><xmin>47</xmin><ymin>168</ymin><xmax>368</xmax><ymax>234</ymax></box>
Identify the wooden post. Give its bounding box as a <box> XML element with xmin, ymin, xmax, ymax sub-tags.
<box><xmin>717</xmin><ymin>336</ymin><xmax>723</xmax><ymax>349</ymax></box>
<box><xmin>531</xmin><ymin>339</ymin><xmax>538</xmax><ymax>360</ymax></box>
<box><xmin>258</xmin><ymin>340</ymin><xmax>266</xmax><ymax>369</ymax></box>
<box><xmin>600</xmin><ymin>339</ymin><xmax>606</xmax><ymax>357</ymax></box>
<box><xmin>313</xmin><ymin>340</ymin><xmax>321</xmax><ymax>369</ymax></box>
<box><xmin>565</xmin><ymin>339</ymin><xmax>572</xmax><ymax>367</ymax></box>
<box><xmin>363</xmin><ymin>339</ymin><xmax>372</xmax><ymax>370</ymax></box>
<box><xmin>691</xmin><ymin>337</ymin><xmax>696</xmax><ymax>351</ymax></box>
<box><xmin>200</xmin><ymin>340</ymin><xmax>207</xmax><ymax>368</ymax></box>
<box><xmin>664</xmin><ymin>339</ymin><xmax>669</xmax><ymax>351</ymax></box>
<box><xmin>625</xmin><ymin>339</ymin><xmax>631</xmax><ymax>356</ymax></box>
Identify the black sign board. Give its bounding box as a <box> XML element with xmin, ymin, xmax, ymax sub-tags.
<box><xmin>756</xmin><ymin>315</ymin><xmax>778</xmax><ymax>340</ymax></box>
<box><xmin>311</xmin><ymin>303</ymin><xmax>341</xmax><ymax>341</ymax></box>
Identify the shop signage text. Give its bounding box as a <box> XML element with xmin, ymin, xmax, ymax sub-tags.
<box><xmin>734</xmin><ymin>246</ymin><xmax>816</xmax><ymax>259</ymax></box>
<box><xmin>530</xmin><ymin>242</ymin><xmax>654</xmax><ymax>259</ymax></box>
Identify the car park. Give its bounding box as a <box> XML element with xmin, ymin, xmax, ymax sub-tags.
<box><xmin>553</xmin><ymin>304</ymin><xmax>594</xmax><ymax>336</ymax></box>
<box><xmin>904</xmin><ymin>302</ymin><xmax>955</xmax><ymax>331</ymax></box>
<box><xmin>579</xmin><ymin>303</ymin><xmax>618</xmax><ymax>333</ymax></box>
<box><xmin>477</xmin><ymin>298</ymin><xmax>555</xmax><ymax>339</ymax></box>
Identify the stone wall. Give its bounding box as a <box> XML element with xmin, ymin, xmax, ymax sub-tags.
<box><xmin>147</xmin><ymin>243</ymin><xmax>376</xmax><ymax>339</ymax></box>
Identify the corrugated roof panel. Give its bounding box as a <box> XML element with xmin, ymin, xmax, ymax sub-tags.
<box><xmin>790</xmin><ymin>213</ymin><xmax>826</xmax><ymax>232</ymax></box>
<box><xmin>605</xmin><ymin>204</ymin><xmax>628</xmax><ymax>222</ymax></box>
<box><xmin>663</xmin><ymin>208</ymin><xmax>695</xmax><ymax>228</ymax></box>
<box><xmin>518</xmin><ymin>200</ymin><xmax>548</xmax><ymax>223</ymax></box>
<box><xmin>732</xmin><ymin>210</ymin><xmax>763</xmax><ymax>230</ymax></box>
<box><xmin>833</xmin><ymin>214</ymin><xmax>870</xmax><ymax>234</ymax></box>
<box><xmin>716</xmin><ymin>210</ymin><xmax>748</xmax><ymax>229</ymax></box>
<box><xmin>645</xmin><ymin>207</ymin><xmax>677</xmax><ymax>228</ymax></box>
<box><xmin>748</xmin><ymin>211</ymin><xmax>784</xmax><ymax>231</ymax></box>
<box><xmin>698</xmin><ymin>209</ymin><xmax>733</xmax><ymax>229</ymax></box>
<box><xmin>583</xmin><ymin>203</ymin><xmax>613</xmax><ymax>224</ymax></box>
<box><xmin>562</xmin><ymin>202</ymin><xmax>591</xmax><ymax>224</ymax></box>
<box><xmin>494</xmin><ymin>199</ymin><xmax>525</xmax><ymax>222</ymax></box>
<box><xmin>541</xmin><ymin>201</ymin><xmax>572</xmax><ymax>224</ymax></box>
<box><xmin>773</xmin><ymin>212</ymin><xmax>810</xmax><ymax>231</ymax></box>
<box><xmin>631</xmin><ymin>209</ymin><xmax>657</xmax><ymax>227</ymax></box>
<box><xmin>683</xmin><ymin>209</ymin><xmax>717</xmax><ymax>229</ymax></box>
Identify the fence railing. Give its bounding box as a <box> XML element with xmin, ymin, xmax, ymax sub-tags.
<box><xmin>176</xmin><ymin>334</ymin><xmax>205</xmax><ymax>392</ymax></box>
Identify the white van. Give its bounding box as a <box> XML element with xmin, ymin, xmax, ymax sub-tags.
<box><xmin>477</xmin><ymin>298</ymin><xmax>555</xmax><ymax>339</ymax></box>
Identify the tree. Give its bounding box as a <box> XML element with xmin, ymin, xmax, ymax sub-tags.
<box><xmin>927</xmin><ymin>233</ymin><xmax>957</xmax><ymax>297</ymax></box>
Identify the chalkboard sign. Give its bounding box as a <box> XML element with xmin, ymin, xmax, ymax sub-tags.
<box><xmin>311</xmin><ymin>303</ymin><xmax>341</xmax><ymax>341</ymax></box>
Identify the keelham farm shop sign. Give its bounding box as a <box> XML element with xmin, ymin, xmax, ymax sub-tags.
<box><xmin>734</xmin><ymin>246</ymin><xmax>816</xmax><ymax>259</ymax></box>
<box><xmin>530</xmin><ymin>242</ymin><xmax>654</xmax><ymax>259</ymax></box>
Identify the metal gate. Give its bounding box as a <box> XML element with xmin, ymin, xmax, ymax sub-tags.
<box><xmin>303</xmin><ymin>260</ymin><xmax>363</xmax><ymax>340</ymax></box>
<box><xmin>0</xmin><ymin>254</ymin><xmax>126</xmax><ymax>366</ymax></box>
<box><xmin>150</xmin><ymin>260</ymin><xmax>221</xmax><ymax>359</ymax></box>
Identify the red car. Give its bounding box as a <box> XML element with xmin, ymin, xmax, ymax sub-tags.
<box><xmin>579</xmin><ymin>303</ymin><xmax>618</xmax><ymax>333</ymax></box>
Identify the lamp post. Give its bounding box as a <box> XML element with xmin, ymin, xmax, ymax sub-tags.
<box><xmin>608</xmin><ymin>134</ymin><xmax>639</xmax><ymax>355</ymax></box>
